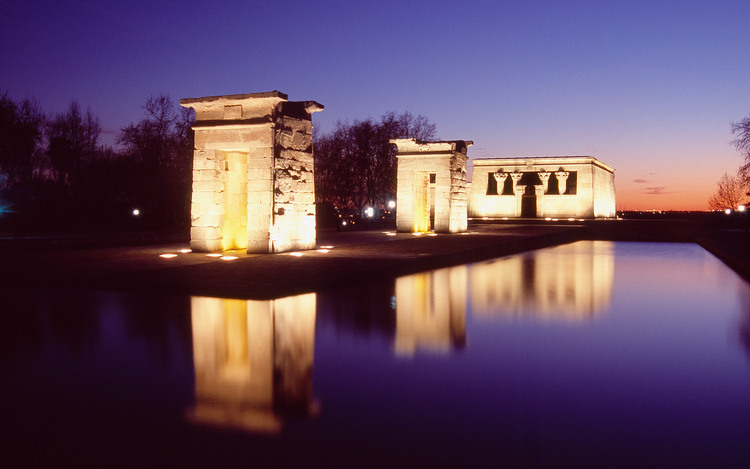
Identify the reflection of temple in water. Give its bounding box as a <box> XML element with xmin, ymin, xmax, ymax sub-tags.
<box><xmin>187</xmin><ymin>294</ymin><xmax>317</xmax><ymax>434</ymax></box>
<box><xmin>469</xmin><ymin>241</ymin><xmax>615</xmax><ymax>321</ymax></box>
<box><xmin>395</xmin><ymin>266</ymin><xmax>467</xmax><ymax>356</ymax></box>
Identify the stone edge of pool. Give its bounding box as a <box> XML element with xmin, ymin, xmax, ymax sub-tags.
<box><xmin>0</xmin><ymin>220</ymin><xmax>747</xmax><ymax>299</ymax></box>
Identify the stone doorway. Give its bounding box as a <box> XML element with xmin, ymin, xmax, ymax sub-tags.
<box><xmin>521</xmin><ymin>185</ymin><xmax>537</xmax><ymax>217</ymax></box>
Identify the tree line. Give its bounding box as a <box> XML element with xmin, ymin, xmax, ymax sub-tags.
<box><xmin>0</xmin><ymin>92</ymin><xmax>193</xmax><ymax>232</ymax></box>
<box><xmin>1</xmin><ymin>90</ymin><xmax>439</xmax><ymax>233</ymax></box>
<box><xmin>314</xmin><ymin>111</ymin><xmax>436</xmax><ymax>220</ymax></box>
<box><xmin>708</xmin><ymin>111</ymin><xmax>750</xmax><ymax>211</ymax></box>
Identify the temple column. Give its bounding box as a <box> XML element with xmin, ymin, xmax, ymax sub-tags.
<box><xmin>493</xmin><ymin>172</ymin><xmax>508</xmax><ymax>194</ymax></box>
<box><xmin>538</xmin><ymin>170</ymin><xmax>550</xmax><ymax>193</ymax></box>
<box><xmin>556</xmin><ymin>171</ymin><xmax>569</xmax><ymax>195</ymax></box>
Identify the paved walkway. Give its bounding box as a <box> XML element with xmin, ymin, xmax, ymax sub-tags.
<box><xmin>4</xmin><ymin>220</ymin><xmax>748</xmax><ymax>299</ymax></box>
<box><xmin>0</xmin><ymin>224</ymin><xmax>583</xmax><ymax>299</ymax></box>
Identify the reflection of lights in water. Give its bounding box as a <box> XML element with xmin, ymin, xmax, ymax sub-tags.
<box><xmin>159</xmin><ymin>253</ymin><xmax>177</xmax><ymax>258</ymax></box>
<box><xmin>187</xmin><ymin>294</ymin><xmax>318</xmax><ymax>434</ymax></box>
<box><xmin>468</xmin><ymin>240</ymin><xmax>615</xmax><ymax>322</ymax></box>
<box><xmin>394</xmin><ymin>266</ymin><xmax>467</xmax><ymax>357</ymax></box>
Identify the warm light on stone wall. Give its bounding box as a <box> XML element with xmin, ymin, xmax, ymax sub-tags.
<box><xmin>469</xmin><ymin>156</ymin><xmax>616</xmax><ymax>219</ymax></box>
<box><xmin>187</xmin><ymin>293</ymin><xmax>317</xmax><ymax>433</ymax></box>
<box><xmin>469</xmin><ymin>240</ymin><xmax>615</xmax><ymax>321</ymax></box>
<box><xmin>391</xmin><ymin>138</ymin><xmax>472</xmax><ymax>233</ymax></box>
<box><xmin>394</xmin><ymin>265</ymin><xmax>467</xmax><ymax>356</ymax></box>
<box><xmin>181</xmin><ymin>91</ymin><xmax>323</xmax><ymax>253</ymax></box>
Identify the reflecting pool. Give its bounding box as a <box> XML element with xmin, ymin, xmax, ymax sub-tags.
<box><xmin>3</xmin><ymin>241</ymin><xmax>750</xmax><ymax>467</ymax></box>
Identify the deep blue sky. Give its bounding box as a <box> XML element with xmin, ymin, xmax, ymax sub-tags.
<box><xmin>2</xmin><ymin>0</ymin><xmax>749</xmax><ymax>209</ymax></box>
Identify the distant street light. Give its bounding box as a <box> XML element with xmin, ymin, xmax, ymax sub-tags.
<box><xmin>132</xmin><ymin>208</ymin><xmax>140</xmax><ymax>216</ymax></box>
<box><xmin>388</xmin><ymin>200</ymin><xmax>396</xmax><ymax>209</ymax></box>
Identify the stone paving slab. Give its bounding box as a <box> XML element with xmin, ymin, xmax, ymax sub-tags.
<box><xmin>0</xmin><ymin>224</ymin><xmax>584</xmax><ymax>299</ymax></box>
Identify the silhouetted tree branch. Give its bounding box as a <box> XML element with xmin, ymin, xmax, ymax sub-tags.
<box><xmin>117</xmin><ymin>94</ymin><xmax>194</xmax><ymax>229</ymax></box>
<box><xmin>314</xmin><ymin>111</ymin><xmax>437</xmax><ymax>212</ymax></box>
<box><xmin>708</xmin><ymin>171</ymin><xmax>747</xmax><ymax>211</ymax></box>
<box><xmin>0</xmin><ymin>92</ymin><xmax>45</xmax><ymax>188</ymax></box>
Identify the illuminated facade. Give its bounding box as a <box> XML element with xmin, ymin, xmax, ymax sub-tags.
<box><xmin>469</xmin><ymin>156</ymin><xmax>615</xmax><ymax>219</ymax></box>
<box><xmin>390</xmin><ymin>138</ymin><xmax>472</xmax><ymax>233</ymax></box>
<box><xmin>187</xmin><ymin>294</ymin><xmax>317</xmax><ymax>434</ymax></box>
<box><xmin>181</xmin><ymin>91</ymin><xmax>323</xmax><ymax>253</ymax></box>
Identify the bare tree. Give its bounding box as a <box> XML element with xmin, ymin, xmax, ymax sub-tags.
<box><xmin>0</xmin><ymin>92</ymin><xmax>45</xmax><ymax>188</ymax></box>
<box><xmin>46</xmin><ymin>100</ymin><xmax>101</xmax><ymax>186</ymax></box>
<box><xmin>117</xmin><ymin>94</ymin><xmax>194</xmax><ymax>228</ymax></box>
<box><xmin>732</xmin><ymin>112</ymin><xmax>750</xmax><ymax>183</ymax></box>
<box><xmin>708</xmin><ymin>171</ymin><xmax>747</xmax><ymax>210</ymax></box>
<box><xmin>314</xmin><ymin>111</ymin><xmax>437</xmax><ymax>212</ymax></box>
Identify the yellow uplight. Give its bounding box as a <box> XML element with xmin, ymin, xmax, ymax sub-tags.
<box><xmin>316</xmin><ymin>249</ymin><xmax>330</xmax><ymax>253</ymax></box>
<box><xmin>180</xmin><ymin>249</ymin><xmax>192</xmax><ymax>253</ymax></box>
<box><xmin>159</xmin><ymin>253</ymin><xmax>178</xmax><ymax>259</ymax></box>
<box><xmin>220</xmin><ymin>255</ymin><xmax>238</xmax><ymax>261</ymax></box>
<box><xmin>206</xmin><ymin>253</ymin><xmax>222</xmax><ymax>258</ymax></box>
<box><xmin>289</xmin><ymin>252</ymin><xmax>304</xmax><ymax>257</ymax></box>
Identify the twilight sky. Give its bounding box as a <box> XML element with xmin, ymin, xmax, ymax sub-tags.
<box><xmin>2</xmin><ymin>0</ymin><xmax>749</xmax><ymax>210</ymax></box>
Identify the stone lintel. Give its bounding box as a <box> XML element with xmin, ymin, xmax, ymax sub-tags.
<box><xmin>473</xmin><ymin>156</ymin><xmax>615</xmax><ymax>174</ymax></box>
<box><xmin>180</xmin><ymin>91</ymin><xmax>288</xmax><ymax>106</ymax></box>
<box><xmin>390</xmin><ymin>138</ymin><xmax>473</xmax><ymax>155</ymax></box>
<box><xmin>181</xmin><ymin>91</ymin><xmax>324</xmax><ymax>124</ymax></box>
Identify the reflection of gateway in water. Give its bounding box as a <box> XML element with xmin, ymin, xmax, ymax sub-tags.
<box><xmin>395</xmin><ymin>266</ymin><xmax>468</xmax><ymax>356</ymax></box>
<box><xmin>187</xmin><ymin>294</ymin><xmax>317</xmax><ymax>434</ymax></box>
<box><xmin>469</xmin><ymin>241</ymin><xmax>615</xmax><ymax>321</ymax></box>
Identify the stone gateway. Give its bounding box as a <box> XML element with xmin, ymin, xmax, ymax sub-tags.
<box><xmin>390</xmin><ymin>138</ymin><xmax>472</xmax><ymax>233</ymax></box>
<box><xmin>181</xmin><ymin>91</ymin><xmax>323</xmax><ymax>253</ymax></box>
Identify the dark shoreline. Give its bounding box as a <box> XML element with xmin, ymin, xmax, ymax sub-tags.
<box><xmin>1</xmin><ymin>219</ymin><xmax>748</xmax><ymax>299</ymax></box>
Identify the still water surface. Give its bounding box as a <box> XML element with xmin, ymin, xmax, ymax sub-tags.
<box><xmin>3</xmin><ymin>241</ymin><xmax>750</xmax><ymax>467</ymax></box>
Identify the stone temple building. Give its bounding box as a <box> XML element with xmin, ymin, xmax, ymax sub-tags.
<box><xmin>390</xmin><ymin>138</ymin><xmax>472</xmax><ymax>233</ymax></box>
<box><xmin>180</xmin><ymin>91</ymin><xmax>323</xmax><ymax>253</ymax></box>
<box><xmin>469</xmin><ymin>156</ymin><xmax>615</xmax><ymax>219</ymax></box>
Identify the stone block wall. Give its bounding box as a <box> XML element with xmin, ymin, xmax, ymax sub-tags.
<box><xmin>181</xmin><ymin>92</ymin><xmax>323</xmax><ymax>253</ymax></box>
<box><xmin>391</xmin><ymin>139</ymin><xmax>472</xmax><ymax>233</ymax></box>
<box><xmin>468</xmin><ymin>156</ymin><xmax>615</xmax><ymax>219</ymax></box>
